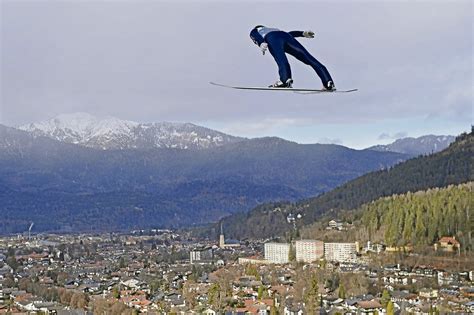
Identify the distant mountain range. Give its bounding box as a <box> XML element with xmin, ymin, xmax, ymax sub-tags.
<box><xmin>0</xmin><ymin>113</ymin><xmax>464</xmax><ymax>235</ymax></box>
<box><xmin>0</xmin><ymin>123</ymin><xmax>408</xmax><ymax>234</ymax></box>
<box><xmin>19</xmin><ymin>113</ymin><xmax>243</xmax><ymax>150</ymax></box>
<box><xmin>17</xmin><ymin>113</ymin><xmax>455</xmax><ymax>154</ymax></box>
<box><xmin>367</xmin><ymin>135</ymin><xmax>455</xmax><ymax>156</ymax></box>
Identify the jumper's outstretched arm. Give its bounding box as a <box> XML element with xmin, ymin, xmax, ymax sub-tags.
<box><xmin>290</xmin><ymin>30</ymin><xmax>315</xmax><ymax>38</ymax></box>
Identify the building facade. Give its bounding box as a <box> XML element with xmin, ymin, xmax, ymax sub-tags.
<box><xmin>264</xmin><ymin>243</ymin><xmax>290</xmax><ymax>264</ymax></box>
<box><xmin>324</xmin><ymin>242</ymin><xmax>357</xmax><ymax>262</ymax></box>
<box><xmin>295</xmin><ymin>240</ymin><xmax>324</xmax><ymax>263</ymax></box>
<box><xmin>238</xmin><ymin>257</ymin><xmax>271</xmax><ymax>265</ymax></box>
<box><xmin>327</xmin><ymin>220</ymin><xmax>344</xmax><ymax>230</ymax></box>
<box><xmin>435</xmin><ymin>236</ymin><xmax>460</xmax><ymax>252</ymax></box>
<box><xmin>190</xmin><ymin>247</ymin><xmax>213</xmax><ymax>263</ymax></box>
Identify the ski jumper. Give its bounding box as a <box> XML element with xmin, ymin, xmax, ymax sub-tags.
<box><xmin>250</xmin><ymin>26</ymin><xmax>333</xmax><ymax>88</ymax></box>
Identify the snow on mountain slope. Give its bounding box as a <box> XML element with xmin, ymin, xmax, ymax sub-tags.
<box><xmin>367</xmin><ymin>135</ymin><xmax>455</xmax><ymax>156</ymax></box>
<box><xmin>19</xmin><ymin>113</ymin><xmax>243</xmax><ymax>150</ymax></box>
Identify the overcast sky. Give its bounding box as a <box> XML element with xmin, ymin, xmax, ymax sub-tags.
<box><xmin>1</xmin><ymin>0</ymin><xmax>472</xmax><ymax>148</ymax></box>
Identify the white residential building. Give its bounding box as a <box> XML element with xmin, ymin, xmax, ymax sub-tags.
<box><xmin>264</xmin><ymin>242</ymin><xmax>290</xmax><ymax>264</ymax></box>
<box><xmin>190</xmin><ymin>247</ymin><xmax>213</xmax><ymax>263</ymax></box>
<box><xmin>324</xmin><ymin>242</ymin><xmax>357</xmax><ymax>262</ymax></box>
<box><xmin>327</xmin><ymin>220</ymin><xmax>344</xmax><ymax>230</ymax></box>
<box><xmin>295</xmin><ymin>240</ymin><xmax>324</xmax><ymax>263</ymax></box>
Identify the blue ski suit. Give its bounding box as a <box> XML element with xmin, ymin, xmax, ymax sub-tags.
<box><xmin>250</xmin><ymin>26</ymin><xmax>333</xmax><ymax>88</ymax></box>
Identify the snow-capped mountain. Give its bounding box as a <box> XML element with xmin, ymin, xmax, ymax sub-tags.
<box><xmin>19</xmin><ymin>113</ymin><xmax>243</xmax><ymax>150</ymax></box>
<box><xmin>367</xmin><ymin>135</ymin><xmax>455</xmax><ymax>156</ymax></box>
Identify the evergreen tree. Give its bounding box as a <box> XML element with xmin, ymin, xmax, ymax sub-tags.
<box><xmin>257</xmin><ymin>285</ymin><xmax>264</xmax><ymax>300</ymax></box>
<box><xmin>112</xmin><ymin>286</ymin><xmax>120</xmax><ymax>299</ymax></box>
<box><xmin>338</xmin><ymin>282</ymin><xmax>346</xmax><ymax>299</ymax></box>
<box><xmin>381</xmin><ymin>289</ymin><xmax>391</xmax><ymax>307</ymax></box>
<box><xmin>208</xmin><ymin>283</ymin><xmax>220</xmax><ymax>308</ymax></box>
<box><xmin>386</xmin><ymin>301</ymin><xmax>395</xmax><ymax>315</ymax></box>
<box><xmin>289</xmin><ymin>243</ymin><xmax>296</xmax><ymax>262</ymax></box>
<box><xmin>304</xmin><ymin>273</ymin><xmax>319</xmax><ymax>313</ymax></box>
<box><xmin>119</xmin><ymin>257</ymin><xmax>127</xmax><ymax>269</ymax></box>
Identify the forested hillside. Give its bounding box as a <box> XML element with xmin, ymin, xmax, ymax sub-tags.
<box><xmin>360</xmin><ymin>182</ymin><xmax>472</xmax><ymax>250</ymax></box>
<box><xmin>301</xmin><ymin>130</ymin><xmax>473</xmax><ymax>224</ymax></box>
<box><xmin>218</xmin><ymin>130</ymin><xmax>473</xmax><ymax>240</ymax></box>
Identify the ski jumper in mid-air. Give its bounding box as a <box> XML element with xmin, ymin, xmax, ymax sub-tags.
<box><xmin>250</xmin><ymin>25</ymin><xmax>335</xmax><ymax>90</ymax></box>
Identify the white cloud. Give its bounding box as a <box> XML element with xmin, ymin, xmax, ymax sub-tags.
<box><xmin>378</xmin><ymin>131</ymin><xmax>408</xmax><ymax>140</ymax></box>
<box><xmin>317</xmin><ymin>137</ymin><xmax>343</xmax><ymax>145</ymax></box>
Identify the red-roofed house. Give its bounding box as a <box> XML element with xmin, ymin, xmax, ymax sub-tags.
<box><xmin>356</xmin><ymin>300</ymin><xmax>383</xmax><ymax>314</ymax></box>
<box><xmin>236</xmin><ymin>299</ymin><xmax>273</xmax><ymax>314</ymax></box>
<box><xmin>435</xmin><ymin>236</ymin><xmax>460</xmax><ymax>252</ymax></box>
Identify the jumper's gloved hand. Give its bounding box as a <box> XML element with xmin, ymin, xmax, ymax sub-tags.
<box><xmin>303</xmin><ymin>30</ymin><xmax>315</xmax><ymax>38</ymax></box>
<box><xmin>260</xmin><ymin>43</ymin><xmax>268</xmax><ymax>55</ymax></box>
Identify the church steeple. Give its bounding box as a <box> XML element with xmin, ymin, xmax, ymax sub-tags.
<box><xmin>219</xmin><ymin>222</ymin><xmax>225</xmax><ymax>248</ymax></box>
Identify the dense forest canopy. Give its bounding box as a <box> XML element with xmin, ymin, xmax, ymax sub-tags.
<box><xmin>361</xmin><ymin>182</ymin><xmax>472</xmax><ymax>250</ymax></box>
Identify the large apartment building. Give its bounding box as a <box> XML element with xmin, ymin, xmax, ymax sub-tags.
<box><xmin>264</xmin><ymin>242</ymin><xmax>290</xmax><ymax>264</ymax></box>
<box><xmin>295</xmin><ymin>240</ymin><xmax>324</xmax><ymax>263</ymax></box>
<box><xmin>324</xmin><ymin>242</ymin><xmax>357</xmax><ymax>262</ymax></box>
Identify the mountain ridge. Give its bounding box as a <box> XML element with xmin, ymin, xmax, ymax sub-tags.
<box><xmin>12</xmin><ymin>113</ymin><xmax>458</xmax><ymax>153</ymax></box>
<box><xmin>18</xmin><ymin>112</ymin><xmax>244</xmax><ymax>150</ymax></box>
<box><xmin>367</xmin><ymin>134</ymin><xmax>455</xmax><ymax>156</ymax></box>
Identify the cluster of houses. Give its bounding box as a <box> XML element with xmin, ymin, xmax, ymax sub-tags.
<box><xmin>0</xmin><ymin>230</ymin><xmax>473</xmax><ymax>314</ymax></box>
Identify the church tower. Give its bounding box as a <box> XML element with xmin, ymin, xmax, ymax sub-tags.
<box><xmin>219</xmin><ymin>223</ymin><xmax>225</xmax><ymax>248</ymax></box>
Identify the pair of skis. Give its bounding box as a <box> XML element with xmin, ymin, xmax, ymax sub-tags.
<box><xmin>210</xmin><ymin>82</ymin><xmax>357</xmax><ymax>94</ymax></box>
